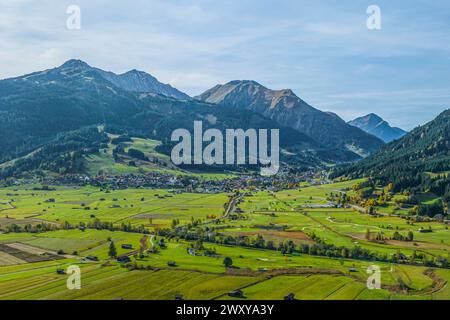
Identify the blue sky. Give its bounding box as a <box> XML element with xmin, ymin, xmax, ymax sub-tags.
<box><xmin>1</xmin><ymin>0</ymin><xmax>450</xmax><ymax>130</ymax></box>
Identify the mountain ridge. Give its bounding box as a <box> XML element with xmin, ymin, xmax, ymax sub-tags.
<box><xmin>348</xmin><ymin>113</ymin><xmax>407</xmax><ymax>143</ymax></box>
<box><xmin>195</xmin><ymin>80</ymin><xmax>385</xmax><ymax>157</ymax></box>
<box><xmin>0</xmin><ymin>60</ymin><xmax>364</xmax><ymax>177</ymax></box>
<box><xmin>95</xmin><ymin>66</ymin><xmax>191</xmax><ymax>100</ymax></box>
<box><xmin>332</xmin><ymin>109</ymin><xmax>450</xmax><ymax>191</ymax></box>
<box><xmin>8</xmin><ymin>59</ymin><xmax>191</xmax><ymax>100</ymax></box>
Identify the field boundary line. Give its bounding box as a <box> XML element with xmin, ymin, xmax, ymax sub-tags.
<box><xmin>322</xmin><ymin>281</ymin><xmax>352</xmax><ymax>300</ymax></box>
<box><xmin>210</xmin><ymin>276</ymin><xmax>271</xmax><ymax>300</ymax></box>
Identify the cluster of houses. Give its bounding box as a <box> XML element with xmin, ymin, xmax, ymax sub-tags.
<box><xmin>7</xmin><ymin>168</ymin><xmax>326</xmax><ymax>194</ymax></box>
<box><xmin>34</xmin><ymin>173</ymin><xmax>193</xmax><ymax>189</ymax></box>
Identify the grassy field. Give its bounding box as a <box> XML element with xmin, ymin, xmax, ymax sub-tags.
<box><xmin>84</xmin><ymin>135</ymin><xmax>236</xmax><ymax>180</ymax></box>
<box><xmin>0</xmin><ymin>232</ymin><xmax>447</xmax><ymax>300</ymax></box>
<box><xmin>0</xmin><ymin>186</ymin><xmax>230</xmax><ymax>229</ymax></box>
<box><xmin>0</xmin><ymin>179</ymin><xmax>448</xmax><ymax>300</ymax></box>
<box><xmin>225</xmin><ymin>182</ymin><xmax>450</xmax><ymax>259</ymax></box>
<box><xmin>220</xmin><ymin>275</ymin><xmax>364</xmax><ymax>300</ymax></box>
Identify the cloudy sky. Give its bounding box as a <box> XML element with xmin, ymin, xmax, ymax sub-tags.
<box><xmin>1</xmin><ymin>0</ymin><xmax>450</xmax><ymax>130</ymax></box>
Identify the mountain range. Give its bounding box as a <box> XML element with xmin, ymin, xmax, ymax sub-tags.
<box><xmin>348</xmin><ymin>113</ymin><xmax>407</xmax><ymax>143</ymax></box>
<box><xmin>0</xmin><ymin>59</ymin><xmax>393</xmax><ymax>177</ymax></box>
<box><xmin>333</xmin><ymin>109</ymin><xmax>450</xmax><ymax>191</ymax></box>
<box><xmin>195</xmin><ymin>80</ymin><xmax>384</xmax><ymax>157</ymax></box>
<box><xmin>0</xmin><ymin>60</ymin><xmax>370</xmax><ymax>174</ymax></box>
<box><xmin>93</xmin><ymin>63</ymin><xmax>190</xmax><ymax>100</ymax></box>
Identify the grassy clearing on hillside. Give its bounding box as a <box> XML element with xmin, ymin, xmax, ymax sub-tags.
<box><xmin>84</xmin><ymin>135</ymin><xmax>237</xmax><ymax>180</ymax></box>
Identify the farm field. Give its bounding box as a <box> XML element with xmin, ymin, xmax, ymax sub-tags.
<box><xmin>225</xmin><ymin>185</ymin><xmax>450</xmax><ymax>259</ymax></box>
<box><xmin>0</xmin><ymin>232</ymin><xmax>447</xmax><ymax>300</ymax></box>
<box><xmin>0</xmin><ymin>180</ymin><xmax>448</xmax><ymax>300</ymax></box>
<box><xmin>0</xmin><ymin>186</ymin><xmax>230</xmax><ymax>229</ymax></box>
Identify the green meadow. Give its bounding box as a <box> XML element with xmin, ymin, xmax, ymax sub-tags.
<box><xmin>0</xmin><ymin>186</ymin><xmax>229</xmax><ymax>229</ymax></box>
<box><xmin>0</xmin><ymin>180</ymin><xmax>448</xmax><ymax>300</ymax></box>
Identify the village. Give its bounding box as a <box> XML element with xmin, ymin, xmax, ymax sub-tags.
<box><xmin>3</xmin><ymin>169</ymin><xmax>330</xmax><ymax>194</ymax></box>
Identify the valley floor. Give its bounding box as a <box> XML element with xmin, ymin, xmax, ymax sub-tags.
<box><xmin>0</xmin><ymin>180</ymin><xmax>448</xmax><ymax>300</ymax></box>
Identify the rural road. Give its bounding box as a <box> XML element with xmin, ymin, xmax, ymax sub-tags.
<box><xmin>222</xmin><ymin>194</ymin><xmax>241</xmax><ymax>218</ymax></box>
<box><xmin>149</xmin><ymin>235</ymin><xmax>155</xmax><ymax>248</ymax></box>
